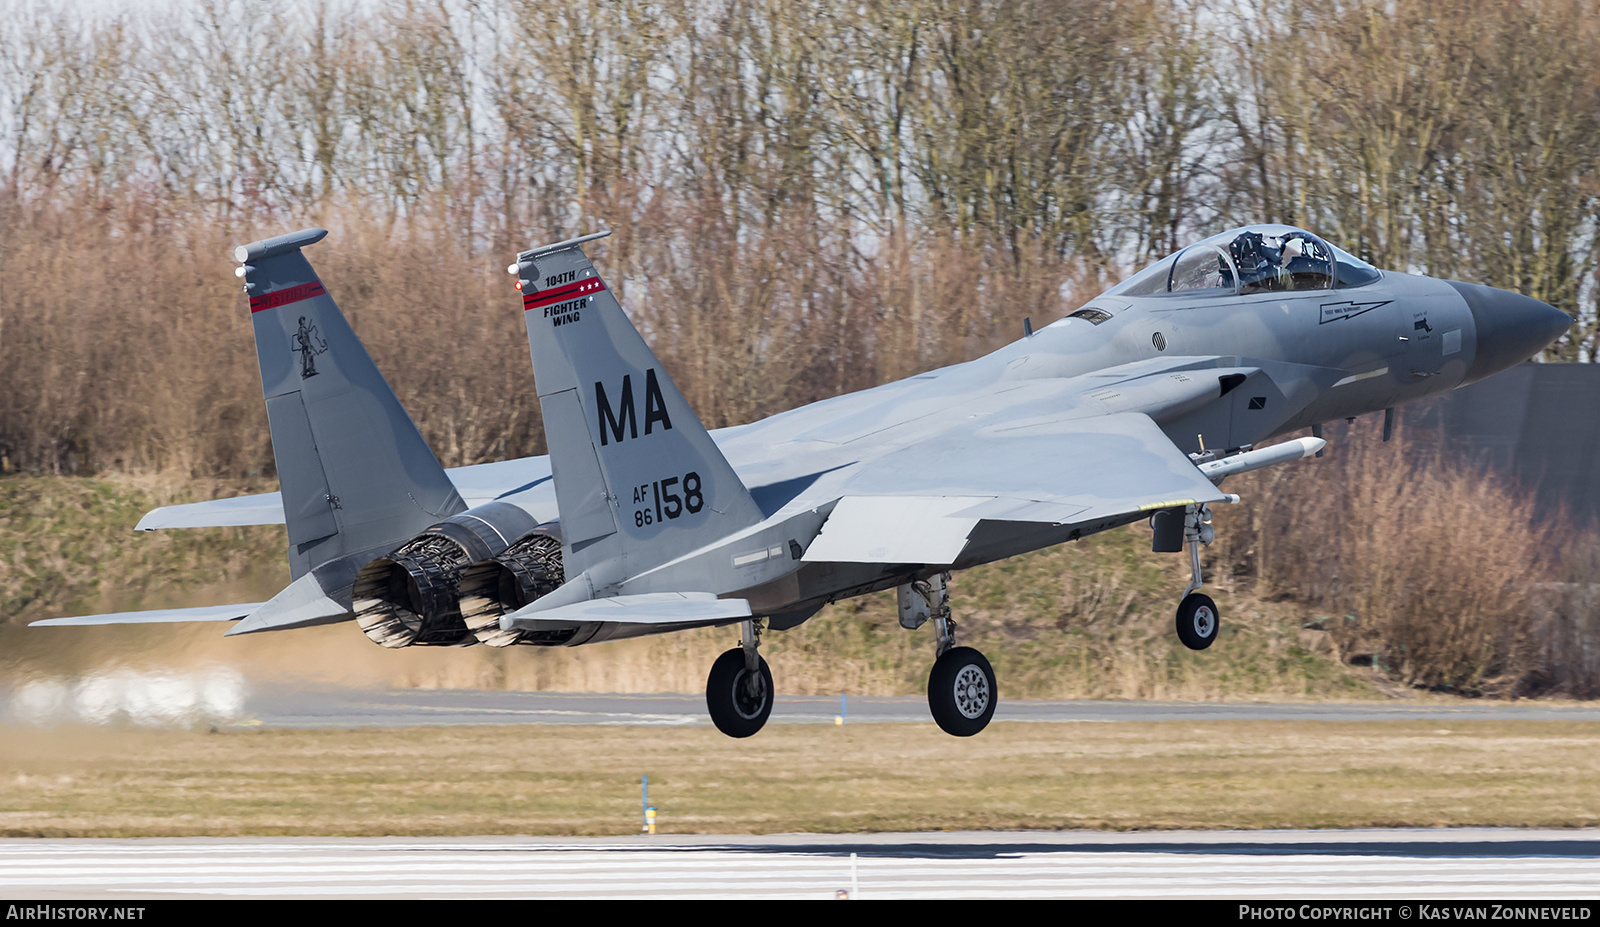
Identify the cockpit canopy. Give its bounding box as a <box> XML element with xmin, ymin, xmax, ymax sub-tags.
<box><xmin>1106</xmin><ymin>225</ymin><xmax>1381</xmax><ymax>298</ymax></box>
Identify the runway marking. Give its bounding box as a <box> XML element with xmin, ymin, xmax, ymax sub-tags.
<box><xmin>6</xmin><ymin>840</ymin><xmax>1599</xmax><ymax>899</ymax></box>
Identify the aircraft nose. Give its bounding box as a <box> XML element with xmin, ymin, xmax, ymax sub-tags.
<box><xmin>1447</xmin><ymin>280</ymin><xmax>1571</xmax><ymax>384</ymax></box>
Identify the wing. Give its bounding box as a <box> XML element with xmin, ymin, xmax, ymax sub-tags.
<box><xmin>789</xmin><ymin>354</ymin><xmax>1341</xmax><ymax>566</ymax></box>
<box><xmin>802</xmin><ymin>410</ymin><xmax>1229</xmax><ymax>565</ymax></box>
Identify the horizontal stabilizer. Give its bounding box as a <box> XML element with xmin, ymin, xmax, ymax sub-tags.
<box><xmin>225</xmin><ymin>571</ymin><xmax>349</xmax><ymax>636</ymax></box>
<box><xmin>802</xmin><ymin>496</ymin><xmax>985</xmax><ymax>564</ymax></box>
<box><xmin>135</xmin><ymin>458</ymin><xmax>557</xmax><ymax>530</ymax></box>
<box><xmin>30</xmin><ymin>602</ymin><xmax>264</xmax><ymax>627</ymax></box>
<box><xmin>137</xmin><ymin>494</ymin><xmax>286</xmax><ymax>530</ymax></box>
<box><xmin>503</xmin><ymin>592</ymin><xmax>751</xmax><ymax>631</ymax></box>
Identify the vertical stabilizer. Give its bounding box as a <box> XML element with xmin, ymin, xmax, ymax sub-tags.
<box><xmin>236</xmin><ymin>228</ymin><xmax>466</xmax><ymax>579</ymax></box>
<box><xmin>513</xmin><ymin>232</ymin><xmax>764</xmax><ymax>583</ymax></box>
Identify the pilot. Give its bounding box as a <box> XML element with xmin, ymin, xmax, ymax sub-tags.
<box><xmin>1228</xmin><ymin>231</ymin><xmax>1274</xmax><ymax>291</ymax></box>
<box><xmin>1229</xmin><ymin>231</ymin><xmax>1304</xmax><ymax>292</ymax></box>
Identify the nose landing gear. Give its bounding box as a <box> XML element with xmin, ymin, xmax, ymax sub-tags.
<box><xmin>1174</xmin><ymin>503</ymin><xmax>1220</xmax><ymax>651</ymax></box>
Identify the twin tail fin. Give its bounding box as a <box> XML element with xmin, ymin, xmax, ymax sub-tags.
<box><xmin>512</xmin><ymin>232</ymin><xmax>763</xmax><ymax>583</ymax></box>
<box><xmin>237</xmin><ymin>228</ymin><xmax>466</xmax><ymax>580</ymax></box>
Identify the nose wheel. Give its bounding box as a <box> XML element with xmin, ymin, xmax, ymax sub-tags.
<box><xmin>1172</xmin><ymin>503</ymin><xmax>1222</xmax><ymax>651</ymax></box>
<box><xmin>1176</xmin><ymin>592</ymin><xmax>1219</xmax><ymax>650</ymax></box>
<box><xmin>707</xmin><ymin>619</ymin><xmax>773</xmax><ymax>738</ymax></box>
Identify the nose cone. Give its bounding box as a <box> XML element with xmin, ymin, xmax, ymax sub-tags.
<box><xmin>1448</xmin><ymin>280</ymin><xmax>1571</xmax><ymax>385</ymax></box>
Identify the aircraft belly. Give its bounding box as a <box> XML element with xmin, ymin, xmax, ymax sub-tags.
<box><xmin>954</xmin><ymin>513</ymin><xmax>1147</xmax><ymax>570</ymax></box>
<box><xmin>730</xmin><ymin>569</ymin><xmax>804</xmax><ymax>616</ymax></box>
<box><xmin>565</xmin><ymin>618</ymin><xmax>746</xmax><ymax>646</ymax></box>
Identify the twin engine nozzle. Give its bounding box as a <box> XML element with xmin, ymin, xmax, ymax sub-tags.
<box><xmin>351</xmin><ymin>503</ymin><xmax>566</xmax><ymax>649</ymax></box>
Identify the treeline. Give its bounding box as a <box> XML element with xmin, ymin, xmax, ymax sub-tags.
<box><xmin>1212</xmin><ymin>422</ymin><xmax>1588</xmax><ymax>696</ymax></box>
<box><xmin>1</xmin><ymin>0</ymin><xmax>1597</xmax><ymax>476</ymax></box>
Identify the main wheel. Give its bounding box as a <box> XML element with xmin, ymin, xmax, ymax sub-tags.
<box><xmin>706</xmin><ymin>648</ymin><xmax>774</xmax><ymax>738</ymax></box>
<box><xmin>927</xmin><ymin>646</ymin><xmax>997</xmax><ymax>737</ymax></box>
<box><xmin>1175</xmin><ymin>592</ymin><xmax>1219</xmax><ymax>650</ymax></box>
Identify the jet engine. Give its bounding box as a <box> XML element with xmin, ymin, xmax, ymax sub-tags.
<box><xmin>458</xmin><ymin>533</ymin><xmax>568</xmax><ymax>646</ymax></box>
<box><xmin>352</xmin><ymin>502</ymin><xmax>541</xmax><ymax>648</ymax></box>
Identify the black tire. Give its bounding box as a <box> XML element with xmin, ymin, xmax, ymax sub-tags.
<box><xmin>706</xmin><ymin>647</ymin><xmax>774</xmax><ymax>738</ymax></box>
<box><xmin>927</xmin><ymin>646</ymin><xmax>997</xmax><ymax>737</ymax></box>
<box><xmin>1175</xmin><ymin>592</ymin><xmax>1220</xmax><ymax>650</ymax></box>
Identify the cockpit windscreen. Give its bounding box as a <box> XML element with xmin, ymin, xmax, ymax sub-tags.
<box><xmin>1106</xmin><ymin>225</ymin><xmax>1379</xmax><ymax>298</ymax></box>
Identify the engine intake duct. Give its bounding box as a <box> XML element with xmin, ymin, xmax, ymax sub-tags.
<box><xmin>459</xmin><ymin>533</ymin><xmax>567</xmax><ymax>647</ymax></box>
<box><xmin>352</xmin><ymin>502</ymin><xmax>539</xmax><ymax>648</ymax></box>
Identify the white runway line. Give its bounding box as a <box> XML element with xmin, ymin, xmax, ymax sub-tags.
<box><xmin>3</xmin><ymin>839</ymin><xmax>1599</xmax><ymax>899</ymax></box>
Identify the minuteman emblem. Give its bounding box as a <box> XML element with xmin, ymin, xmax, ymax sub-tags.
<box><xmin>292</xmin><ymin>316</ymin><xmax>328</xmax><ymax>378</ymax></box>
<box><xmin>1319</xmin><ymin>299</ymin><xmax>1391</xmax><ymax>324</ymax></box>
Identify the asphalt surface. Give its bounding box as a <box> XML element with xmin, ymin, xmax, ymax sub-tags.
<box><xmin>9</xmin><ymin>674</ymin><xmax>1600</xmax><ymax>729</ymax></box>
<box><xmin>6</xmin><ymin>830</ymin><xmax>1599</xmax><ymax>899</ymax></box>
<box><xmin>230</xmin><ymin>686</ymin><xmax>1600</xmax><ymax>729</ymax></box>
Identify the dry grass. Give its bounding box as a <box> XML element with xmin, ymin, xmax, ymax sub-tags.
<box><xmin>1212</xmin><ymin>424</ymin><xmax>1564</xmax><ymax>696</ymax></box>
<box><xmin>2</xmin><ymin>720</ymin><xmax>1599</xmax><ymax>836</ymax></box>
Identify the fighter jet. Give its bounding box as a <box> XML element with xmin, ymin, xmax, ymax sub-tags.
<box><xmin>34</xmin><ymin>224</ymin><xmax>1570</xmax><ymax>737</ymax></box>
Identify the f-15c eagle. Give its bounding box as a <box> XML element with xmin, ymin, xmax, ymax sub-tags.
<box><xmin>35</xmin><ymin>225</ymin><xmax>1570</xmax><ymax>737</ymax></box>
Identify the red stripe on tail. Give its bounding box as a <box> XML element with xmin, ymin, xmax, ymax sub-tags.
<box><xmin>250</xmin><ymin>281</ymin><xmax>327</xmax><ymax>313</ymax></box>
<box><xmin>522</xmin><ymin>277</ymin><xmax>606</xmax><ymax>311</ymax></box>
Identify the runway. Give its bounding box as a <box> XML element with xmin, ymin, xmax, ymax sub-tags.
<box><xmin>11</xmin><ymin>674</ymin><xmax>1600</xmax><ymax>729</ymax></box>
<box><xmin>5</xmin><ymin>830</ymin><xmax>1599</xmax><ymax>899</ymax></box>
<box><xmin>234</xmin><ymin>686</ymin><xmax>1600</xmax><ymax>729</ymax></box>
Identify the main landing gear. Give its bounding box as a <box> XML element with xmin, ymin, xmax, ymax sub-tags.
<box><xmin>707</xmin><ymin>618</ymin><xmax>773</xmax><ymax>738</ymax></box>
<box><xmin>900</xmin><ymin>573</ymin><xmax>997</xmax><ymax>736</ymax></box>
<box><xmin>1157</xmin><ymin>503</ymin><xmax>1221</xmax><ymax>651</ymax></box>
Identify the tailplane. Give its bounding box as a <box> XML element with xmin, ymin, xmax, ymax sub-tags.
<box><xmin>512</xmin><ymin>232</ymin><xmax>763</xmax><ymax>584</ymax></box>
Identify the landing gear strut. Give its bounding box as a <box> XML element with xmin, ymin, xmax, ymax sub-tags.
<box><xmin>707</xmin><ymin>618</ymin><xmax>773</xmax><ymax>738</ymax></box>
<box><xmin>900</xmin><ymin>573</ymin><xmax>997</xmax><ymax>736</ymax></box>
<box><xmin>1175</xmin><ymin>503</ymin><xmax>1220</xmax><ymax>650</ymax></box>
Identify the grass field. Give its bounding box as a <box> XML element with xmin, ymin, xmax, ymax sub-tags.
<box><xmin>4</xmin><ymin>720</ymin><xmax>1599</xmax><ymax>837</ymax></box>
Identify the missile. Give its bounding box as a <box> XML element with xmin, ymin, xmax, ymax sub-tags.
<box><xmin>1197</xmin><ymin>436</ymin><xmax>1325</xmax><ymax>483</ymax></box>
